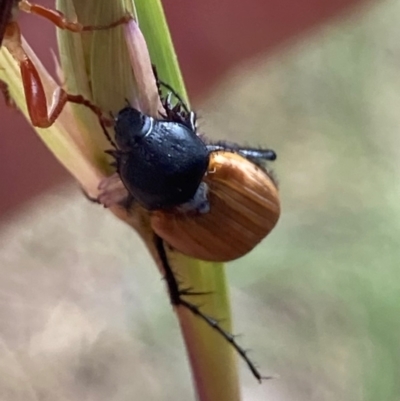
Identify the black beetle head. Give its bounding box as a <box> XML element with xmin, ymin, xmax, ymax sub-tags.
<box><xmin>114</xmin><ymin>106</ymin><xmax>153</xmax><ymax>151</ymax></box>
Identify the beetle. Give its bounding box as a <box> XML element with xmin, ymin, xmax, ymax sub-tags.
<box><xmin>105</xmin><ymin>82</ymin><xmax>281</xmax><ymax>262</ymax></box>
<box><xmin>100</xmin><ymin>83</ymin><xmax>280</xmax><ymax>381</ymax></box>
<box><xmin>1</xmin><ymin>4</ymin><xmax>277</xmax><ymax>381</ymax></box>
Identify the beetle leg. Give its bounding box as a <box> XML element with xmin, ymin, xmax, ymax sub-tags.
<box><xmin>154</xmin><ymin>234</ymin><xmax>268</xmax><ymax>382</ymax></box>
<box><xmin>235</xmin><ymin>147</ymin><xmax>277</xmax><ymax>161</ymax></box>
<box><xmin>152</xmin><ymin>64</ymin><xmax>190</xmax><ymax>113</ymax></box>
<box><xmin>160</xmin><ymin>93</ymin><xmax>186</xmax><ymax>124</ymax></box>
<box><xmin>160</xmin><ymin>93</ymin><xmax>197</xmax><ymax>131</ymax></box>
<box><xmin>157</xmin><ymin>79</ymin><xmax>190</xmax><ymax>115</ymax></box>
<box><xmin>207</xmin><ymin>143</ymin><xmax>277</xmax><ymax>162</ymax></box>
<box><xmin>18</xmin><ymin>0</ymin><xmax>131</xmax><ymax>32</ymax></box>
<box><xmin>152</xmin><ymin>67</ymin><xmax>196</xmax><ymax>130</ymax></box>
<box><xmin>152</xmin><ymin>65</ymin><xmax>194</xmax><ymax>125</ymax></box>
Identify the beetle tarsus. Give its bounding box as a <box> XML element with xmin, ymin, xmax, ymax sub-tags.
<box><xmin>179</xmin><ymin>298</ymin><xmax>266</xmax><ymax>383</ymax></box>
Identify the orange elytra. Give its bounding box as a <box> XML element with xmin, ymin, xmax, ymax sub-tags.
<box><xmin>150</xmin><ymin>151</ymin><xmax>280</xmax><ymax>262</ymax></box>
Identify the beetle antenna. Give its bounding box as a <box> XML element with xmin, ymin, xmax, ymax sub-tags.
<box><xmin>153</xmin><ymin>234</ymin><xmax>268</xmax><ymax>383</ymax></box>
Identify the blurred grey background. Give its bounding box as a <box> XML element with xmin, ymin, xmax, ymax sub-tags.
<box><xmin>1</xmin><ymin>0</ymin><xmax>400</xmax><ymax>400</ymax></box>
